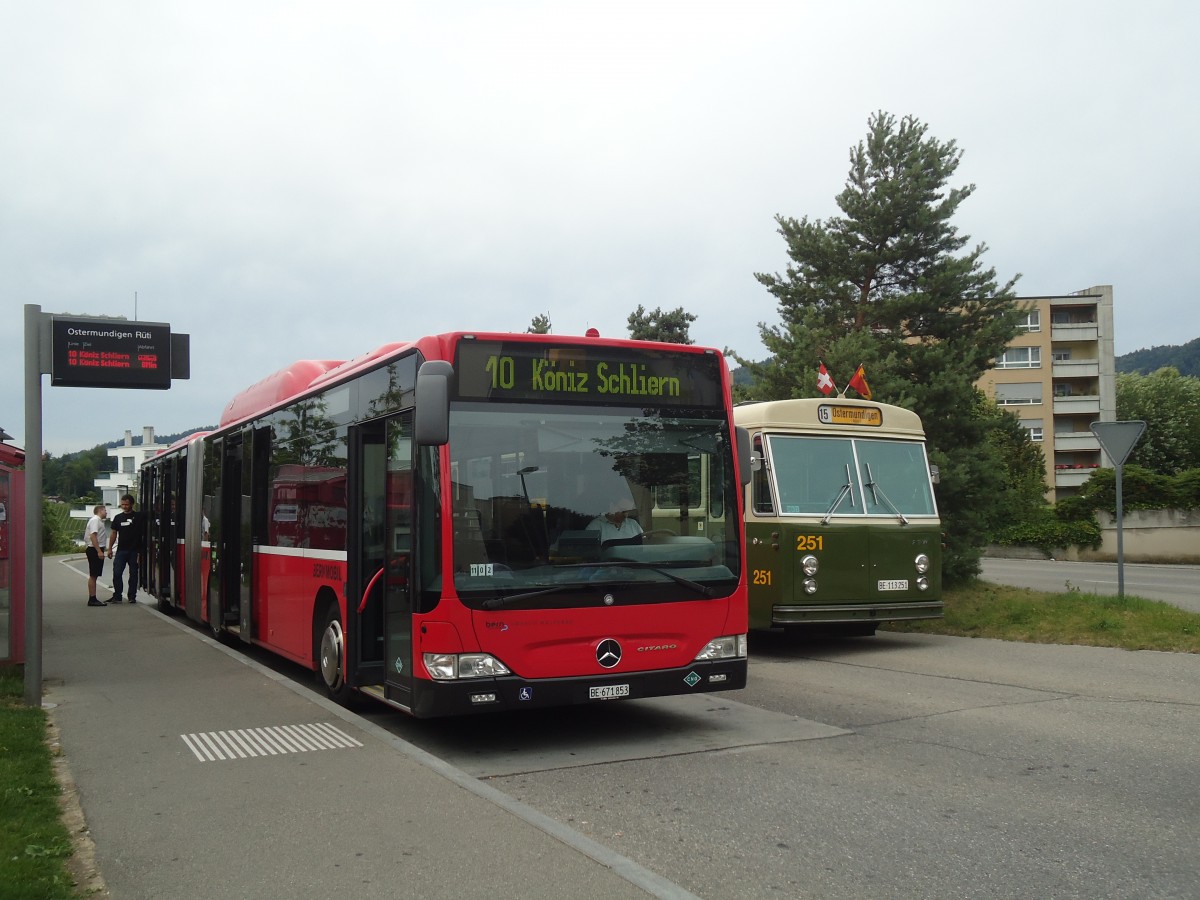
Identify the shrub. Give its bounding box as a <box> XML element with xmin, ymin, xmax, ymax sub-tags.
<box><xmin>994</xmin><ymin>507</ymin><xmax>1102</xmax><ymax>555</ymax></box>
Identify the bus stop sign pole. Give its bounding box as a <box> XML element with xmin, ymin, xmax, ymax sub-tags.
<box><xmin>23</xmin><ymin>304</ymin><xmax>189</xmax><ymax>707</ymax></box>
<box><xmin>1089</xmin><ymin>420</ymin><xmax>1147</xmax><ymax>600</ymax></box>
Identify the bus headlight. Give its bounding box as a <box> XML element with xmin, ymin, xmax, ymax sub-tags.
<box><xmin>917</xmin><ymin>576</ymin><xmax>930</xmax><ymax>591</ymax></box>
<box><xmin>803</xmin><ymin>578</ymin><xmax>818</xmax><ymax>594</ymax></box>
<box><xmin>423</xmin><ymin>653</ymin><xmax>511</xmax><ymax>681</ymax></box>
<box><xmin>914</xmin><ymin>553</ymin><xmax>931</xmax><ymax>574</ymax></box>
<box><xmin>801</xmin><ymin>554</ymin><xmax>819</xmax><ymax>576</ymax></box>
<box><xmin>694</xmin><ymin>634</ymin><xmax>747</xmax><ymax>660</ymax></box>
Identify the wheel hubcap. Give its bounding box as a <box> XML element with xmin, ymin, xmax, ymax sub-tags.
<box><xmin>319</xmin><ymin>618</ymin><xmax>344</xmax><ymax>690</ymax></box>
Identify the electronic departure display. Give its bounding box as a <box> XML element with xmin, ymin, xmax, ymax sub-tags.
<box><xmin>50</xmin><ymin>316</ymin><xmax>173</xmax><ymax>389</ymax></box>
<box><xmin>454</xmin><ymin>339</ymin><xmax>724</xmax><ymax>408</ymax></box>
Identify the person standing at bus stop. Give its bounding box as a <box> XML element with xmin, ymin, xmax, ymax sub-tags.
<box><xmin>84</xmin><ymin>504</ymin><xmax>109</xmax><ymax>607</ymax></box>
<box><xmin>107</xmin><ymin>493</ymin><xmax>146</xmax><ymax>604</ymax></box>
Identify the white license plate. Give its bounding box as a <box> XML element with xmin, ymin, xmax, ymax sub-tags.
<box><xmin>877</xmin><ymin>579</ymin><xmax>909</xmax><ymax>591</ymax></box>
<box><xmin>589</xmin><ymin>684</ymin><xmax>630</xmax><ymax>700</ymax></box>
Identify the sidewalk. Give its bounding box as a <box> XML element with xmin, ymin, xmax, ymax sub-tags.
<box><xmin>41</xmin><ymin>556</ymin><xmax>682</xmax><ymax>900</ymax></box>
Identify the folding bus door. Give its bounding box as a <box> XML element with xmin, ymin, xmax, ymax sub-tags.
<box><xmin>348</xmin><ymin>412</ymin><xmax>415</xmax><ymax>707</ymax></box>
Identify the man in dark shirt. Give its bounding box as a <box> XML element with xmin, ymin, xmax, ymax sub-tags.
<box><xmin>107</xmin><ymin>493</ymin><xmax>146</xmax><ymax>604</ymax></box>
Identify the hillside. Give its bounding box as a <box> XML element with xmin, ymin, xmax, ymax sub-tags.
<box><xmin>1117</xmin><ymin>337</ymin><xmax>1200</xmax><ymax>377</ymax></box>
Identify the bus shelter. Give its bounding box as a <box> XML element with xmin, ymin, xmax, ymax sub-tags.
<box><xmin>0</xmin><ymin>441</ymin><xmax>25</xmax><ymax>665</ymax></box>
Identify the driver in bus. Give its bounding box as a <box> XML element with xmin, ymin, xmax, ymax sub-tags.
<box><xmin>587</xmin><ymin>496</ymin><xmax>644</xmax><ymax>547</ymax></box>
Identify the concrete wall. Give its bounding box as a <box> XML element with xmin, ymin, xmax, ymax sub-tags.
<box><xmin>990</xmin><ymin>509</ymin><xmax>1200</xmax><ymax>564</ymax></box>
<box><xmin>1074</xmin><ymin>509</ymin><xmax>1200</xmax><ymax>564</ymax></box>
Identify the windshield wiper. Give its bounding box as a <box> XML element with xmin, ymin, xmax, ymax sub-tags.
<box><xmin>863</xmin><ymin>462</ymin><xmax>909</xmax><ymax>525</ymax></box>
<box><xmin>822</xmin><ymin>463</ymin><xmax>856</xmax><ymax>525</ymax></box>
<box><xmin>559</xmin><ymin>560</ymin><xmax>716</xmax><ymax>597</ymax></box>
<box><xmin>481</xmin><ymin>561</ymin><xmax>719</xmax><ymax>610</ymax></box>
<box><xmin>481</xmin><ymin>585</ymin><xmax>582</xmax><ymax>611</ymax></box>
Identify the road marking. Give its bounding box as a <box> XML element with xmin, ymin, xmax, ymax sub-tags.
<box><xmin>180</xmin><ymin>722</ymin><xmax>363</xmax><ymax>762</ymax></box>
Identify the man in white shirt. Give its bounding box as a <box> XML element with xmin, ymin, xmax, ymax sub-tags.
<box><xmin>83</xmin><ymin>504</ymin><xmax>109</xmax><ymax>607</ymax></box>
<box><xmin>587</xmin><ymin>497</ymin><xmax>644</xmax><ymax>547</ymax></box>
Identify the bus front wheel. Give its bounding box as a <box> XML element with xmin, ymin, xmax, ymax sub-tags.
<box><xmin>317</xmin><ymin>605</ymin><xmax>353</xmax><ymax>705</ymax></box>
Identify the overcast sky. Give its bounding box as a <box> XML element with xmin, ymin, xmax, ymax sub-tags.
<box><xmin>3</xmin><ymin>1</ymin><xmax>1196</xmax><ymax>456</ymax></box>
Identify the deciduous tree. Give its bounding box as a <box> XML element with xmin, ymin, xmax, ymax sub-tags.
<box><xmin>1117</xmin><ymin>368</ymin><xmax>1200</xmax><ymax>474</ymax></box>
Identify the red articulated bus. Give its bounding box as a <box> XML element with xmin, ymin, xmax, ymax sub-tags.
<box><xmin>140</xmin><ymin>331</ymin><xmax>751</xmax><ymax>717</ymax></box>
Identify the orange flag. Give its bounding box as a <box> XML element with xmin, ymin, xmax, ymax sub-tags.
<box><xmin>847</xmin><ymin>365</ymin><xmax>872</xmax><ymax>400</ymax></box>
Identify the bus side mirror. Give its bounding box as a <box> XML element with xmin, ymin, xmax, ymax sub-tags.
<box><xmin>415</xmin><ymin>361</ymin><xmax>452</xmax><ymax>446</ymax></box>
<box><xmin>736</xmin><ymin>426</ymin><xmax>752</xmax><ymax>486</ymax></box>
<box><xmin>929</xmin><ymin>464</ymin><xmax>940</xmax><ymax>485</ymax></box>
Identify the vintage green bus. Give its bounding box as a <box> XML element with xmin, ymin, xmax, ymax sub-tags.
<box><xmin>733</xmin><ymin>398</ymin><xmax>942</xmax><ymax>635</ymax></box>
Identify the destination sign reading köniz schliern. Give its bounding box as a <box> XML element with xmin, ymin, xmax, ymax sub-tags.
<box><xmin>454</xmin><ymin>339</ymin><xmax>724</xmax><ymax>407</ymax></box>
<box><xmin>50</xmin><ymin>316</ymin><xmax>173</xmax><ymax>389</ymax></box>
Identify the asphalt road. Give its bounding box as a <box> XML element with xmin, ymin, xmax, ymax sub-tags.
<box><xmin>980</xmin><ymin>557</ymin><xmax>1200</xmax><ymax>613</ymax></box>
<box><xmin>51</xmin><ymin>555</ymin><xmax>1200</xmax><ymax>899</ymax></box>
<box><xmin>362</xmin><ymin>635</ymin><xmax>1200</xmax><ymax>899</ymax></box>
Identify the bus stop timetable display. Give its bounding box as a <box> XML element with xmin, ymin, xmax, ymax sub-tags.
<box><xmin>50</xmin><ymin>317</ymin><xmax>172</xmax><ymax>389</ymax></box>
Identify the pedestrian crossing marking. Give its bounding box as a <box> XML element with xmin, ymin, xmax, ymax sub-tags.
<box><xmin>180</xmin><ymin>722</ymin><xmax>363</xmax><ymax>762</ymax></box>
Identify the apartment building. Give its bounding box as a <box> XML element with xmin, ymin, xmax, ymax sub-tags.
<box><xmin>977</xmin><ymin>285</ymin><xmax>1116</xmax><ymax>502</ymax></box>
<box><xmin>71</xmin><ymin>426</ymin><xmax>168</xmax><ymax>526</ymax></box>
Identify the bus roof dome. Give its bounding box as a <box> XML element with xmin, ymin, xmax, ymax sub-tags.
<box><xmin>219</xmin><ymin>359</ymin><xmax>345</xmax><ymax>428</ymax></box>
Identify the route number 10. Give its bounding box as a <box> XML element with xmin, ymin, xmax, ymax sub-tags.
<box><xmin>486</xmin><ymin>355</ymin><xmax>515</xmax><ymax>389</ymax></box>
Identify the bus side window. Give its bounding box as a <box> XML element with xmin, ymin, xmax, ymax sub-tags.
<box><xmin>751</xmin><ymin>435</ymin><xmax>774</xmax><ymax>515</ymax></box>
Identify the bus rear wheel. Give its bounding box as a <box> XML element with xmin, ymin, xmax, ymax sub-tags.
<box><xmin>317</xmin><ymin>605</ymin><xmax>353</xmax><ymax>705</ymax></box>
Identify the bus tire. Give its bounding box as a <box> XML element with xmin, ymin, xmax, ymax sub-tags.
<box><xmin>316</xmin><ymin>603</ymin><xmax>353</xmax><ymax>705</ymax></box>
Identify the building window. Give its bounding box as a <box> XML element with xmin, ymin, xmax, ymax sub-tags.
<box><xmin>1025</xmin><ymin>426</ymin><xmax>1044</xmax><ymax>442</ymax></box>
<box><xmin>1052</xmin><ymin>349</ymin><xmax>1071</xmax><ymax>362</ymax></box>
<box><xmin>994</xmin><ymin>382</ymin><xmax>1043</xmax><ymax>406</ymax></box>
<box><xmin>996</xmin><ymin>347</ymin><xmax>1041</xmax><ymax>369</ymax></box>
<box><xmin>1017</xmin><ymin>309</ymin><xmax>1040</xmax><ymax>331</ymax></box>
<box><xmin>122</xmin><ymin>458</ymin><xmax>134</xmax><ymax>474</ymax></box>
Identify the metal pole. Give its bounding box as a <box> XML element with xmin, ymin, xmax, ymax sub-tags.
<box><xmin>24</xmin><ymin>304</ymin><xmax>44</xmax><ymax>707</ymax></box>
<box><xmin>1114</xmin><ymin>463</ymin><xmax>1125</xmax><ymax>600</ymax></box>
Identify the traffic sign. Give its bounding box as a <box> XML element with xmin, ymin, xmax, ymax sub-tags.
<box><xmin>1090</xmin><ymin>421</ymin><xmax>1146</xmax><ymax>467</ymax></box>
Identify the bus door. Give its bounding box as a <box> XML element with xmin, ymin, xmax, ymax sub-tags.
<box><xmin>210</xmin><ymin>431</ymin><xmax>255</xmax><ymax>637</ymax></box>
<box><xmin>156</xmin><ymin>460</ymin><xmax>176</xmax><ymax>602</ymax></box>
<box><xmin>242</xmin><ymin>426</ymin><xmax>270</xmax><ymax>638</ymax></box>
<box><xmin>348</xmin><ymin>412</ymin><xmax>415</xmax><ymax>707</ymax></box>
<box><xmin>142</xmin><ymin>462</ymin><xmax>161</xmax><ymax>597</ymax></box>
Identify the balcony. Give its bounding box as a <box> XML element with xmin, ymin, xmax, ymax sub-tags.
<box><xmin>1052</xmin><ymin>432</ymin><xmax>1101</xmax><ymax>452</ymax></box>
<box><xmin>1052</xmin><ymin>359</ymin><xmax>1100</xmax><ymax>379</ymax></box>
<box><xmin>1051</xmin><ymin>395</ymin><xmax>1100</xmax><ymax>415</ymax></box>
<box><xmin>1051</xmin><ymin>323</ymin><xmax>1098</xmax><ymax>342</ymax></box>
<box><xmin>1054</xmin><ymin>465</ymin><xmax>1101</xmax><ymax>488</ymax></box>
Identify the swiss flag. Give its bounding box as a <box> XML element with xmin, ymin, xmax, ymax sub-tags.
<box><xmin>847</xmin><ymin>365</ymin><xmax>872</xmax><ymax>400</ymax></box>
<box><xmin>817</xmin><ymin>362</ymin><xmax>836</xmax><ymax>396</ymax></box>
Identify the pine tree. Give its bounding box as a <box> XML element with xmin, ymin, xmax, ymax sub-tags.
<box><xmin>733</xmin><ymin>111</ymin><xmax>1028</xmax><ymax>581</ymax></box>
<box><xmin>527</xmin><ymin>313</ymin><xmax>552</xmax><ymax>334</ymax></box>
<box><xmin>627</xmin><ymin>305</ymin><xmax>696</xmax><ymax>344</ymax></box>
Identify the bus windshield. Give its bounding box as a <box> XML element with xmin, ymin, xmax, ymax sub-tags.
<box><xmin>767</xmin><ymin>435</ymin><xmax>937</xmax><ymax>518</ymax></box>
<box><xmin>447</xmin><ymin>402</ymin><xmax>739</xmax><ymax>606</ymax></box>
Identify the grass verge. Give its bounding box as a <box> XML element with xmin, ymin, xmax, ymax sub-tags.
<box><xmin>886</xmin><ymin>580</ymin><xmax>1200</xmax><ymax>653</ymax></box>
<box><xmin>0</xmin><ymin>665</ymin><xmax>78</xmax><ymax>899</ymax></box>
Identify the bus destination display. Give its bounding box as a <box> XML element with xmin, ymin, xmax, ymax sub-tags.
<box><xmin>50</xmin><ymin>317</ymin><xmax>173</xmax><ymax>390</ymax></box>
<box><xmin>455</xmin><ymin>339</ymin><xmax>723</xmax><ymax>408</ymax></box>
